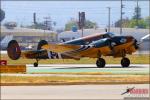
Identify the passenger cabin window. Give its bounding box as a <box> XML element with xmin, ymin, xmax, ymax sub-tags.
<box><xmin>103</xmin><ymin>34</ymin><xmax>109</xmax><ymax>38</ymax></box>
<box><xmin>85</xmin><ymin>41</ymin><xmax>90</xmax><ymax>45</ymax></box>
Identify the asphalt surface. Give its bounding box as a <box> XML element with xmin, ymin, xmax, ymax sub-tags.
<box><xmin>26</xmin><ymin>64</ymin><xmax>149</xmax><ymax>75</ymax></box>
<box><xmin>1</xmin><ymin>64</ymin><xmax>149</xmax><ymax>99</ymax></box>
<box><xmin>1</xmin><ymin>84</ymin><xmax>149</xmax><ymax>99</ymax></box>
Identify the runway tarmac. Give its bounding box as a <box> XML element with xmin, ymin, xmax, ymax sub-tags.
<box><xmin>1</xmin><ymin>64</ymin><xmax>149</xmax><ymax>99</ymax></box>
<box><xmin>1</xmin><ymin>84</ymin><xmax>149</xmax><ymax>99</ymax></box>
<box><xmin>26</xmin><ymin>64</ymin><xmax>149</xmax><ymax>75</ymax></box>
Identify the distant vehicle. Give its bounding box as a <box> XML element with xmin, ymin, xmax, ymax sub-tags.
<box><xmin>25</xmin><ymin>44</ymin><xmax>34</xmax><ymax>50</ymax></box>
<box><xmin>0</xmin><ymin>35</ymin><xmax>13</xmax><ymax>50</ymax></box>
<box><xmin>7</xmin><ymin>32</ymin><xmax>147</xmax><ymax>67</ymax></box>
<box><xmin>4</xmin><ymin>22</ymin><xmax>17</xmax><ymax>29</ymax></box>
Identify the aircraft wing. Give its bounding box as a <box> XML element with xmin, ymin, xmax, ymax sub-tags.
<box><xmin>42</xmin><ymin>43</ymin><xmax>111</xmax><ymax>58</ymax></box>
<box><xmin>41</xmin><ymin>43</ymin><xmax>81</xmax><ymax>59</ymax></box>
<box><xmin>42</xmin><ymin>44</ymin><xmax>86</xmax><ymax>53</ymax></box>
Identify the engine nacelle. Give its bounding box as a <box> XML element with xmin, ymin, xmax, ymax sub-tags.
<box><xmin>37</xmin><ymin>40</ymin><xmax>48</xmax><ymax>50</ymax></box>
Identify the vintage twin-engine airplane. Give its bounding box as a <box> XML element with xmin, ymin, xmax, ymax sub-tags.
<box><xmin>7</xmin><ymin>32</ymin><xmax>142</xmax><ymax>68</ymax></box>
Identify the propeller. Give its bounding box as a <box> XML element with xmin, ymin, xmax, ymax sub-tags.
<box><xmin>134</xmin><ymin>34</ymin><xmax>150</xmax><ymax>55</ymax></box>
<box><xmin>139</xmin><ymin>34</ymin><xmax>150</xmax><ymax>44</ymax></box>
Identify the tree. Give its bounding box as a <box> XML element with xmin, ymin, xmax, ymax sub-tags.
<box><xmin>114</xmin><ymin>18</ymin><xmax>148</xmax><ymax>29</ymax></box>
<box><xmin>145</xmin><ymin>16</ymin><xmax>150</xmax><ymax>29</ymax></box>
<box><xmin>114</xmin><ymin>5</ymin><xmax>148</xmax><ymax>29</ymax></box>
<box><xmin>65</xmin><ymin>19</ymin><xmax>98</xmax><ymax>31</ymax></box>
<box><xmin>128</xmin><ymin>19</ymin><xmax>146</xmax><ymax>28</ymax></box>
<box><xmin>114</xmin><ymin>18</ymin><xmax>130</xmax><ymax>28</ymax></box>
<box><xmin>65</xmin><ymin>20</ymin><xmax>78</xmax><ymax>31</ymax></box>
<box><xmin>132</xmin><ymin>6</ymin><xmax>142</xmax><ymax>20</ymax></box>
<box><xmin>0</xmin><ymin>9</ymin><xmax>5</xmax><ymax>22</ymax></box>
<box><xmin>84</xmin><ymin>20</ymin><xmax>98</xmax><ymax>29</ymax></box>
<box><xmin>132</xmin><ymin>6</ymin><xmax>142</xmax><ymax>28</ymax></box>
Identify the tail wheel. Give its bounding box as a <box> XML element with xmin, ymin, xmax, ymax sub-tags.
<box><xmin>121</xmin><ymin>57</ymin><xmax>130</xmax><ymax>67</ymax></box>
<box><xmin>7</xmin><ymin>40</ymin><xmax>21</xmax><ymax>60</ymax></box>
<box><xmin>96</xmin><ymin>58</ymin><xmax>106</xmax><ymax>68</ymax></box>
<box><xmin>33</xmin><ymin>62</ymin><xmax>38</xmax><ymax>67</ymax></box>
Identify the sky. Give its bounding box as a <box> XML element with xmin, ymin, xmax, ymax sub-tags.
<box><xmin>1</xmin><ymin>0</ymin><xmax>149</xmax><ymax>29</ymax></box>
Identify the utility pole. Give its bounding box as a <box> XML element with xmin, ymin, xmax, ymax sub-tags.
<box><xmin>120</xmin><ymin>0</ymin><xmax>123</xmax><ymax>35</ymax></box>
<box><xmin>78</xmin><ymin>12</ymin><xmax>85</xmax><ymax>37</ymax></box>
<box><xmin>149</xmin><ymin>0</ymin><xmax>150</xmax><ymax>31</ymax></box>
<box><xmin>107</xmin><ymin>7</ymin><xmax>111</xmax><ymax>32</ymax></box>
<box><xmin>44</xmin><ymin>16</ymin><xmax>52</xmax><ymax>30</ymax></box>
<box><xmin>33</xmin><ymin>12</ymin><xmax>37</xmax><ymax>25</ymax></box>
<box><xmin>120</xmin><ymin>0</ymin><xmax>125</xmax><ymax>35</ymax></box>
<box><xmin>43</xmin><ymin>16</ymin><xmax>51</xmax><ymax>41</ymax></box>
<box><xmin>136</xmin><ymin>0</ymin><xmax>139</xmax><ymax>28</ymax></box>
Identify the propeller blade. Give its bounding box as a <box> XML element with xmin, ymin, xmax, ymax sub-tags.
<box><xmin>141</xmin><ymin>34</ymin><xmax>150</xmax><ymax>40</ymax></box>
<box><xmin>140</xmin><ymin>34</ymin><xmax>150</xmax><ymax>43</ymax></box>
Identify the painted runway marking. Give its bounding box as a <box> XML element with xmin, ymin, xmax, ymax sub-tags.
<box><xmin>25</xmin><ymin>64</ymin><xmax>149</xmax><ymax>74</ymax></box>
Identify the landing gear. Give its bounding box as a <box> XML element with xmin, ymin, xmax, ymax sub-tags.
<box><xmin>120</xmin><ymin>50</ymin><xmax>130</xmax><ymax>68</ymax></box>
<box><xmin>33</xmin><ymin>40</ymin><xmax>48</xmax><ymax>67</ymax></box>
<box><xmin>121</xmin><ymin>57</ymin><xmax>130</xmax><ymax>68</ymax></box>
<box><xmin>33</xmin><ymin>59</ymin><xmax>39</xmax><ymax>67</ymax></box>
<box><xmin>34</xmin><ymin>62</ymin><xmax>38</xmax><ymax>67</ymax></box>
<box><xmin>96</xmin><ymin>58</ymin><xmax>106</xmax><ymax>68</ymax></box>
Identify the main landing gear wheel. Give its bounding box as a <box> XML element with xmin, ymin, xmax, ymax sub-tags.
<box><xmin>33</xmin><ymin>59</ymin><xmax>39</xmax><ymax>67</ymax></box>
<box><xmin>121</xmin><ymin>57</ymin><xmax>130</xmax><ymax>68</ymax></box>
<box><xmin>96</xmin><ymin>58</ymin><xmax>106</xmax><ymax>68</ymax></box>
<box><xmin>33</xmin><ymin>62</ymin><xmax>38</xmax><ymax>67</ymax></box>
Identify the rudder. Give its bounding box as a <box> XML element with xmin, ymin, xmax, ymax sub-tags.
<box><xmin>7</xmin><ymin>40</ymin><xmax>21</xmax><ymax>60</ymax></box>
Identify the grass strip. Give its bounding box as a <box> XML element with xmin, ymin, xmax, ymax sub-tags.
<box><xmin>1</xmin><ymin>75</ymin><xmax>149</xmax><ymax>86</ymax></box>
<box><xmin>1</xmin><ymin>54</ymin><xmax>149</xmax><ymax>65</ymax></box>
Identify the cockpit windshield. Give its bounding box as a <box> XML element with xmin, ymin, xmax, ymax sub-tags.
<box><xmin>106</xmin><ymin>32</ymin><xmax>115</xmax><ymax>38</ymax></box>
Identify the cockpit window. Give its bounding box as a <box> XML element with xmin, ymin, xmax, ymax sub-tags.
<box><xmin>103</xmin><ymin>34</ymin><xmax>110</xmax><ymax>38</ymax></box>
<box><xmin>103</xmin><ymin>34</ymin><xmax>108</xmax><ymax>38</ymax></box>
<box><xmin>106</xmin><ymin>32</ymin><xmax>115</xmax><ymax>37</ymax></box>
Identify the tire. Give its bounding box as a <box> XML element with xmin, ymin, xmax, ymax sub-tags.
<box><xmin>96</xmin><ymin>58</ymin><xmax>106</xmax><ymax>68</ymax></box>
<box><xmin>121</xmin><ymin>57</ymin><xmax>130</xmax><ymax>68</ymax></box>
<box><xmin>33</xmin><ymin>62</ymin><xmax>38</xmax><ymax>67</ymax></box>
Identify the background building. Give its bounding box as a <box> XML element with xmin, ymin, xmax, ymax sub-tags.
<box><xmin>1</xmin><ymin>26</ymin><xmax>58</xmax><ymax>43</ymax></box>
